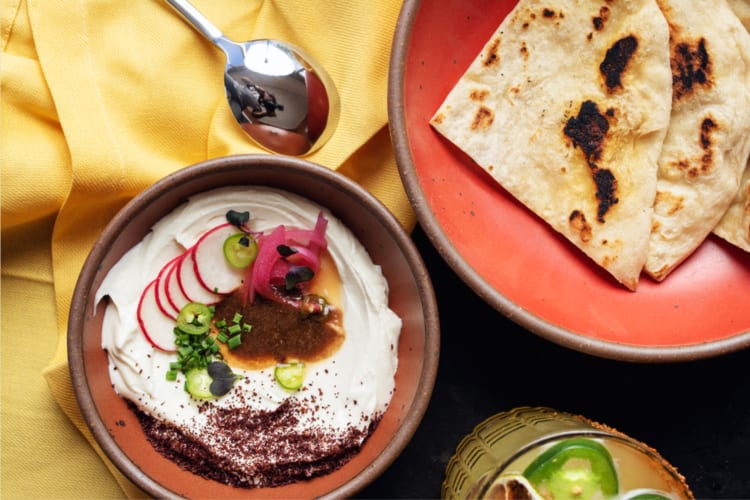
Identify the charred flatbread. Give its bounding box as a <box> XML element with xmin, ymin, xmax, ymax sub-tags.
<box><xmin>645</xmin><ymin>0</ymin><xmax>750</xmax><ymax>278</ymax></box>
<box><xmin>713</xmin><ymin>0</ymin><xmax>750</xmax><ymax>253</ymax></box>
<box><xmin>713</xmin><ymin>166</ymin><xmax>750</xmax><ymax>252</ymax></box>
<box><xmin>430</xmin><ymin>0</ymin><xmax>672</xmax><ymax>291</ymax></box>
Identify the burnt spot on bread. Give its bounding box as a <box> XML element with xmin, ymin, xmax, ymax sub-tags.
<box><xmin>654</xmin><ymin>190</ymin><xmax>685</xmax><ymax>216</ymax></box>
<box><xmin>671</xmin><ymin>37</ymin><xmax>713</xmax><ymax>101</ymax></box>
<box><xmin>542</xmin><ymin>7</ymin><xmax>564</xmax><ymax>18</ymax></box>
<box><xmin>600</xmin><ymin>35</ymin><xmax>638</xmax><ymax>92</ymax></box>
<box><xmin>515</xmin><ymin>6</ymin><xmax>563</xmax><ymax>29</ymax></box>
<box><xmin>592</xmin><ymin>6</ymin><xmax>610</xmax><ymax>31</ymax></box>
<box><xmin>671</xmin><ymin>115</ymin><xmax>719</xmax><ymax>179</ymax></box>
<box><xmin>520</xmin><ymin>41</ymin><xmax>529</xmax><ymax>60</ymax></box>
<box><xmin>698</xmin><ymin>117</ymin><xmax>718</xmax><ymax>177</ymax></box>
<box><xmin>483</xmin><ymin>38</ymin><xmax>501</xmax><ymax>68</ymax></box>
<box><xmin>569</xmin><ymin>210</ymin><xmax>593</xmax><ymax>242</ymax></box>
<box><xmin>564</xmin><ymin>100</ymin><xmax>619</xmax><ymax>222</ymax></box>
<box><xmin>470</xmin><ymin>89</ymin><xmax>490</xmax><ymax>102</ymax></box>
<box><xmin>593</xmin><ymin>168</ymin><xmax>619</xmax><ymax>222</ymax></box>
<box><xmin>471</xmin><ymin>105</ymin><xmax>494</xmax><ymax>130</ymax></box>
<box><xmin>564</xmin><ymin>100</ymin><xmax>609</xmax><ymax>162</ymax></box>
<box><xmin>700</xmin><ymin>116</ymin><xmax>717</xmax><ymax>149</ymax></box>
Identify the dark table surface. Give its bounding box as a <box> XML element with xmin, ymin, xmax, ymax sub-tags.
<box><xmin>358</xmin><ymin>224</ymin><xmax>750</xmax><ymax>499</ymax></box>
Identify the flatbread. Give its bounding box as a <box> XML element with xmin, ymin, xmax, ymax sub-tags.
<box><xmin>430</xmin><ymin>0</ymin><xmax>672</xmax><ymax>291</ymax></box>
<box><xmin>713</xmin><ymin>167</ymin><xmax>750</xmax><ymax>252</ymax></box>
<box><xmin>727</xmin><ymin>0</ymin><xmax>750</xmax><ymax>28</ymax></box>
<box><xmin>645</xmin><ymin>0</ymin><xmax>750</xmax><ymax>279</ymax></box>
<box><xmin>713</xmin><ymin>0</ymin><xmax>750</xmax><ymax>253</ymax></box>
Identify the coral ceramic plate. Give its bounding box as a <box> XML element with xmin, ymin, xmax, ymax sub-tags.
<box><xmin>389</xmin><ymin>0</ymin><xmax>750</xmax><ymax>361</ymax></box>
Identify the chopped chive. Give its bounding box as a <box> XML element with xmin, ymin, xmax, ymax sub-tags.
<box><xmin>215</xmin><ymin>319</ymin><xmax>227</xmax><ymax>328</ymax></box>
<box><xmin>166</xmin><ymin>370</ymin><xmax>178</xmax><ymax>381</ymax></box>
<box><xmin>178</xmin><ymin>345</ymin><xmax>193</xmax><ymax>357</ymax></box>
<box><xmin>232</xmin><ymin>312</ymin><xmax>243</xmax><ymax>323</ymax></box>
<box><xmin>228</xmin><ymin>324</ymin><xmax>241</xmax><ymax>335</ymax></box>
<box><xmin>243</xmin><ymin>323</ymin><xmax>253</xmax><ymax>332</ymax></box>
<box><xmin>227</xmin><ymin>334</ymin><xmax>242</xmax><ymax>350</ymax></box>
<box><xmin>217</xmin><ymin>332</ymin><xmax>228</xmax><ymax>343</ymax></box>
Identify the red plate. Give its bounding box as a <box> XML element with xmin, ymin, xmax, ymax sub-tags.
<box><xmin>389</xmin><ymin>0</ymin><xmax>750</xmax><ymax>361</ymax></box>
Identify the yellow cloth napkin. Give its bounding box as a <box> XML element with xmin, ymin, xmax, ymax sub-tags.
<box><xmin>1</xmin><ymin>0</ymin><xmax>413</xmax><ymax>496</ymax></box>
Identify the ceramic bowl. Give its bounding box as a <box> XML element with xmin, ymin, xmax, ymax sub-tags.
<box><xmin>68</xmin><ymin>154</ymin><xmax>440</xmax><ymax>498</ymax></box>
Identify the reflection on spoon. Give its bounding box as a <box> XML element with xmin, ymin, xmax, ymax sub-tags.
<box><xmin>165</xmin><ymin>0</ymin><xmax>340</xmax><ymax>156</ymax></box>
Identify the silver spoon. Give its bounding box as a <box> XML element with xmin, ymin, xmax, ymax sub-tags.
<box><xmin>164</xmin><ymin>0</ymin><xmax>340</xmax><ymax>156</ymax></box>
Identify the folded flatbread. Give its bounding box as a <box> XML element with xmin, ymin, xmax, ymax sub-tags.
<box><xmin>713</xmin><ymin>166</ymin><xmax>750</xmax><ymax>252</ymax></box>
<box><xmin>645</xmin><ymin>0</ymin><xmax>750</xmax><ymax>278</ymax></box>
<box><xmin>431</xmin><ymin>0</ymin><xmax>672</xmax><ymax>290</ymax></box>
<box><xmin>713</xmin><ymin>0</ymin><xmax>750</xmax><ymax>253</ymax></box>
<box><xmin>727</xmin><ymin>0</ymin><xmax>750</xmax><ymax>28</ymax></box>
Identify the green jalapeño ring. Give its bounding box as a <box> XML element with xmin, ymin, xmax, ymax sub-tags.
<box><xmin>442</xmin><ymin>407</ymin><xmax>693</xmax><ymax>500</ymax></box>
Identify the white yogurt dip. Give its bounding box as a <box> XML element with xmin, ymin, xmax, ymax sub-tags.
<box><xmin>96</xmin><ymin>186</ymin><xmax>401</xmax><ymax>487</ymax></box>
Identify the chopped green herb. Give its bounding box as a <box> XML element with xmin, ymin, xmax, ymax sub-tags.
<box><xmin>227</xmin><ymin>334</ymin><xmax>242</xmax><ymax>350</ymax></box>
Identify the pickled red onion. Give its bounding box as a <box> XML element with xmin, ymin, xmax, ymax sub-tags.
<box><xmin>241</xmin><ymin>212</ymin><xmax>328</xmax><ymax>306</ymax></box>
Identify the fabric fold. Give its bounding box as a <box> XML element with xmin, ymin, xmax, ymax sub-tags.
<box><xmin>2</xmin><ymin>0</ymin><xmax>412</xmax><ymax>496</ymax></box>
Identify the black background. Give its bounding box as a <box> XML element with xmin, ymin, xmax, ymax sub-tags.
<box><xmin>358</xmin><ymin>224</ymin><xmax>750</xmax><ymax>499</ymax></box>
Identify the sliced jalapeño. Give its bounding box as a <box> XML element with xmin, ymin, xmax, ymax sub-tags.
<box><xmin>523</xmin><ymin>438</ymin><xmax>619</xmax><ymax>499</ymax></box>
<box><xmin>223</xmin><ymin>232</ymin><xmax>258</xmax><ymax>268</ymax></box>
<box><xmin>176</xmin><ymin>302</ymin><xmax>213</xmax><ymax>335</ymax></box>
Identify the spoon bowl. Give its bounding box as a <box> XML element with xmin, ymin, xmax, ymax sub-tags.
<box><xmin>166</xmin><ymin>0</ymin><xmax>340</xmax><ymax>156</ymax></box>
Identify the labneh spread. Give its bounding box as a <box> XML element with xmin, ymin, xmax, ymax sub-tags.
<box><xmin>96</xmin><ymin>186</ymin><xmax>401</xmax><ymax>488</ymax></box>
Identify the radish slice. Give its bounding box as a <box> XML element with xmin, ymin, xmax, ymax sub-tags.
<box><xmin>193</xmin><ymin>223</ymin><xmax>248</xmax><ymax>294</ymax></box>
<box><xmin>165</xmin><ymin>255</ymin><xmax>191</xmax><ymax>313</ymax></box>
<box><xmin>137</xmin><ymin>280</ymin><xmax>177</xmax><ymax>352</ymax></box>
<box><xmin>155</xmin><ymin>256</ymin><xmax>181</xmax><ymax>319</ymax></box>
<box><xmin>177</xmin><ymin>248</ymin><xmax>223</xmax><ymax>305</ymax></box>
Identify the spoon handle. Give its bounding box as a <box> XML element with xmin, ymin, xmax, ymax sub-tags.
<box><xmin>164</xmin><ymin>0</ymin><xmax>223</xmax><ymax>43</ymax></box>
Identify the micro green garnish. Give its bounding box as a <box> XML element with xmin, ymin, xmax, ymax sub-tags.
<box><xmin>207</xmin><ymin>361</ymin><xmax>242</xmax><ymax>397</ymax></box>
<box><xmin>214</xmin><ymin>311</ymin><xmax>252</xmax><ymax>350</ymax></box>
<box><xmin>285</xmin><ymin>265</ymin><xmax>314</xmax><ymax>291</ymax></box>
<box><xmin>276</xmin><ymin>244</ymin><xmax>297</xmax><ymax>257</ymax></box>
<box><xmin>226</xmin><ymin>209</ymin><xmax>250</xmax><ymax>229</ymax></box>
